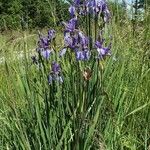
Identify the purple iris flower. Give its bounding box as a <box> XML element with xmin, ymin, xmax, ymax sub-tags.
<box><xmin>64</xmin><ymin>31</ymin><xmax>79</xmax><ymax>49</ymax></box>
<box><xmin>95</xmin><ymin>41</ymin><xmax>102</xmax><ymax>49</ymax></box>
<box><xmin>38</xmin><ymin>37</ymin><xmax>49</xmax><ymax>49</ymax></box>
<box><xmin>95</xmin><ymin>39</ymin><xmax>104</xmax><ymax>49</ymax></box>
<box><xmin>63</xmin><ymin>17</ymin><xmax>78</xmax><ymax>32</ymax></box>
<box><xmin>85</xmin><ymin>1</ymin><xmax>92</xmax><ymax>14</ymax></box>
<box><xmin>97</xmin><ymin>43</ymin><xmax>111</xmax><ymax>59</ymax></box>
<box><xmin>86</xmin><ymin>0</ymin><xmax>97</xmax><ymax>13</ymax></box>
<box><xmin>83</xmin><ymin>50</ymin><xmax>91</xmax><ymax>60</ymax></box>
<box><xmin>97</xmin><ymin>0</ymin><xmax>111</xmax><ymax>22</ymax></box>
<box><xmin>48</xmin><ymin>62</ymin><xmax>63</xmax><ymax>84</ymax></box>
<box><xmin>76</xmin><ymin>50</ymin><xmax>91</xmax><ymax>61</ymax></box>
<box><xmin>101</xmin><ymin>0</ymin><xmax>107</xmax><ymax>11</ymax></box>
<box><xmin>52</xmin><ymin>61</ymin><xmax>61</xmax><ymax>74</ymax></box>
<box><xmin>85</xmin><ymin>0</ymin><xmax>111</xmax><ymax>21</ymax></box>
<box><xmin>69</xmin><ymin>5</ymin><xmax>76</xmax><ymax>17</ymax></box>
<box><xmin>35</xmin><ymin>29</ymin><xmax>56</xmax><ymax>60</ymax></box>
<box><xmin>76</xmin><ymin>51</ymin><xmax>84</xmax><ymax>60</ymax></box>
<box><xmin>78</xmin><ymin>32</ymin><xmax>89</xmax><ymax>48</ymax></box>
<box><xmin>61</xmin><ymin>29</ymin><xmax>90</xmax><ymax>58</ymax></box>
<box><xmin>97</xmin><ymin>47</ymin><xmax>111</xmax><ymax>58</ymax></box>
<box><xmin>68</xmin><ymin>17</ymin><xmax>78</xmax><ymax>31</ymax></box>
<box><xmin>48</xmin><ymin>29</ymin><xmax>56</xmax><ymax>41</ymax></box>
<box><xmin>41</xmin><ymin>49</ymin><xmax>53</xmax><ymax>59</ymax></box>
<box><xmin>95</xmin><ymin>32</ymin><xmax>112</xmax><ymax>59</ymax></box>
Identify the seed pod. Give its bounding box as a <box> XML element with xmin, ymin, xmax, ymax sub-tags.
<box><xmin>83</xmin><ymin>68</ymin><xmax>92</xmax><ymax>81</ymax></box>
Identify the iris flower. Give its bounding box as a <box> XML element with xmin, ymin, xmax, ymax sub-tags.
<box><xmin>35</xmin><ymin>29</ymin><xmax>56</xmax><ymax>59</ymax></box>
<box><xmin>63</xmin><ymin>17</ymin><xmax>78</xmax><ymax>32</ymax></box>
<box><xmin>95</xmin><ymin>41</ymin><xmax>111</xmax><ymax>59</ymax></box>
<box><xmin>48</xmin><ymin>62</ymin><xmax>63</xmax><ymax>84</ymax></box>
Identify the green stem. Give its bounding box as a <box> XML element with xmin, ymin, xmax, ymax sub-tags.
<box><xmin>95</xmin><ymin>14</ymin><xmax>98</xmax><ymax>42</ymax></box>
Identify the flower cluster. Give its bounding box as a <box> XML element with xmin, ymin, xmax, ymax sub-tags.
<box><xmin>32</xmin><ymin>0</ymin><xmax>112</xmax><ymax>84</ymax></box>
<box><xmin>60</xmin><ymin>28</ymin><xmax>91</xmax><ymax>60</ymax></box>
<box><xmin>60</xmin><ymin>12</ymin><xmax>91</xmax><ymax>60</ymax></box>
<box><xmin>36</xmin><ymin>30</ymin><xmax>56</xmax><ymax>59</ymax></box>
<box><xmin>69</xmin><ymin>0</ymin><xmax>111</xmax><ymax>22</ymax></box>
<box><xmin>60</xmin><ymin>0</ymin><xmax>111</xmax><ymax>60</ymax></box>
<box><xmin>32</xmin><ymin>30</ymin><xmax>63</xmax><ymax>84</ymax></box>
<box><xmin>95</xmin><ymin>31</ymin><xmax>112</xmax><ymax>59</ymax></box>
<box><xmin>87</xmin><ymin>0</ymin><xmax>111</xmax><ymax>22</ymax></box>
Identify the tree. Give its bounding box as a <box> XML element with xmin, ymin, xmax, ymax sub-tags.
<box><xmin>0</xmin><ymin>0</ymin><xmax>69</xmax><ymax>30</ymax></box>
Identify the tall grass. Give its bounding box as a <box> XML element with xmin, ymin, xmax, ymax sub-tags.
<box><xmin>0</xmin><ymin>5</ymin><xmax>150</xmax><ymax>150</ymax></box>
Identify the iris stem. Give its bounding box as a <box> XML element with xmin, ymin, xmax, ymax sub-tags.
<box><xmin>88</xmin><ymin>12</ymin><xmax>92</xmax><ymax>50</ymax></box>
<box><xmin>95</xmin><ymin>14</ymin><xmax>98</xmax><ymax>42</ymax></box>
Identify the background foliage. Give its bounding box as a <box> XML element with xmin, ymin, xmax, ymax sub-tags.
<box><xmin>0</xmin><ymin>0</ymin><xmax>69</xmax><ymax>30</ymax></box>
<box><xmin>0</xmin><ymin>0</ymin><xmax>150</xmax><ymax>30</ymax></box>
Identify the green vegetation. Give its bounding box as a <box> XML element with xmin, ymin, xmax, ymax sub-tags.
<box><xmin>0</xmin><ymin>0</ymin><xmax>69</xmax><ymax>30</ymax></box>
<box><xmin>0</xmin><ymin>0</ymin><xmax>150</xmax><ymax>149</ymax></box>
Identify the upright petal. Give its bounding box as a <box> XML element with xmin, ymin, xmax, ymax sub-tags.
<box><xmin>64</xmin><ymin>17</ymin><xmax>78</xmax><ymax>32</ymax></box>
<box><xmin>52</xmin><ymin>62</ymin><xmax>61</xmax><ymax>74</ymax></box>
<box><xmin>69</xmin><ymin>6</ymin><xmax>76</xmax><ymax>17</ymax></box>
<box><xmin>74</xmin><ymin>0</ymin><xmax>80</xmax><ymax>5</ymax></box>
<box><xmin>48</xmin><ymin>29</ymin><xmax>56</xmax><ymax>40</ymax></box>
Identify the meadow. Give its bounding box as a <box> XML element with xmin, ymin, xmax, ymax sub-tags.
<box><xmin>0</xmin><ymin>1</ymin><xmax>150</xmax><ymax>150</ymax></box>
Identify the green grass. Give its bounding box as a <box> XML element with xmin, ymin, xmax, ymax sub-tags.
<box><xmin>0</xmin><ymin>18</ymin><xmax>150</xmax><ymax>150</ymax></box>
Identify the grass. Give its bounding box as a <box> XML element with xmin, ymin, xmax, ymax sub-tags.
<box><xmin>0</xmin><ymin>14</ymin><xmax>150</xmax><ymax>150</ymax></box>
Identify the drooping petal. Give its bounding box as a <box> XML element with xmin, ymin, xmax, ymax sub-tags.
<box><xmin>100</xmin><ymin>48</ymin><xmax>106</xmax><ymax>55</ymax></box>
<box><xmin>59</xmin><ymin>48</ymin><xmax>67</xmax><ymax>57</ymax></box>
<box><xmin>64</xmin><ymin>34</ymin><xmax>73</xmax><ymax>47</ymax></box>
<box><xmin>78</xmin><ymin>31</ymin><xmax>88</xmax><ymax>48</ymax></box>
<box><xmin>76</xmin><ymin>50</ymin><xmax>90</xmax><ymax>61</ymax></box>
<box><xmin>83</xmin><ymin>50</ymin><xmax>91</xmax><ymax>60</ymax></box>
<box><xmin>95</xmin><ymin>41</ymin><xmax>102</xmax><ymax>49</ymax></box>
<box><xmin>41</xmin><ymin>49</ymin><xmax>52</xmax><ymax>59</ymax></box>
<box><xmin>97</xmin><ymin>44</ymin><xmax>111</xmax><ymax>58</ymax></box>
